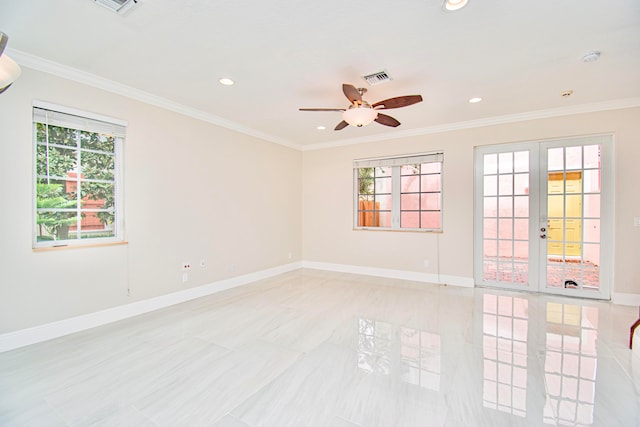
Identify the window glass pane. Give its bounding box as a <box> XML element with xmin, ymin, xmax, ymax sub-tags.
<box><xmin>514</xmin><ymin>174</ymin><xmax>529</xmax><ymax>195</ymax></box>
<box><xmin>80</xmin><ymin>131</ymin><xmax>115</xmax><ymax>152</ymax></box>
<box><xmin>583</xmin><ymin>244</ymin><xmax>600</xmax><ymax>267</ymax></box>
<box><xmin>484</xmin><ymin>175</ymin><xmax>497</xmax><ymax>196</ymax></box>
<box><xmin>420</xmin><ymin>193</ymin><xmax>440</xmax><ymax>211</ymax></box>
<box><xmin>565</xmin><ymin>146</ymin><xmax>582</xmax><ymax>170</ymax></box>
<box><xmin>421</xmin><ymin>174</ymin><xmax>441</xmax><ymax>192</ymax></box>
<box><xmin>498</xmin><ymin>219</ymin><xmax>513</xmax><ymax>239</ymax></box>
<box><xmin>420</xmin><ymin>212</ymin><xmax>440</xmax><ymax>229</ymax></box>
<box><xmin>499</xmin><ymin>240</ymin><xmax>513</xmax><ymax>258</ymax></box>
<box><xmin>36</xmin><ymin>179</ymin><xmax>76</xmax><ymax>206</ymax></box>
<box><xmin>359</xmin><ymin>194</ymin><xmax>374</xmax><ymax>203</ymax></box>
<box><xmin>548</xmin><ymin>195</ymin><xmax>564</xmax><ymax>217</ymax></box>
<box><xmin>78</xmin><ymin>210</ymin><xmax>115</xmax><ymax>239</ymax></box>
<box><xmin>42</xmin><ymin>124</ymin><xmax>78</xmax><ymax>147</ymax></box>
<box><xmin>513</xmin><ymin>263</ymin><xmax>528</xmax><ymax>284</ymax></box>
<box><xmin>548</xmin><ymin>148</ymin><xmax>564</xmax><ymax>171</ymax></box>
<box><xmin>484</xmin><ymin>219</ymin><xmax>497</xmax><ymax>239</ymax></box>
<box><xmin>378</xmin><ymin>211</ymin><xmax>392</xmax><ymax>227</ymax></box>
<box><xmin>583</xmin><ymin>170</ymin><xmax>600</xmax><ymax>194</ymax></box>
<box><xmin>422</xmin><ymin>162</ymin><xmax>441</xmax><ymax>174</ymax></box>
<box><xmin>484</xmin><ymin>261</ymin><xmax>498</xmax><ymax>281</ymax></box>
<box><xmin>565</xmin><ymin>195</ymin><xmax>582</xmax><ymax>217</ymax></box>
<box><xmin>401</xmin><ymin>193</ymin><xmax>419</xmax><ymax>210</ymax></box>
<box><xmin>376</xmin><ymin>166</ymin><xmax>391</xmax><ymax>177</ymax></box>
<box><xmin>36</xmin><ymin>210</ymin><xmax>78</xmax><ymax>242</ymax></box>
<box><xmin>583</xmin><ymin>219</ymin><xmax>600</xmax><ymax>243</ymax></box>
<box><xmin>514</xmin><ymin>219</ymin><xmax>528</xmax><ymax>240</ymax></box>
<box><xmin>373</xmin><ymin>194</ymin><xmax>389</xmax><ymax>210</ymax></box>
<box><xmin>484</xmin><ymin>197</ymin><xmax>497</xmax><ymax>217</ymax></box>
<box><xmin>583</xmin><ymin>195</ymin><xmax>600</xmax><ymax>218</ymax></box>
<box><xmin>499</xmin><ymin>197</ymin><xmax>513</xmax><ymax>217</ymax></box>
<box><xmin>499</xmin><ymin>175</ymin><xmax>513</xmax><ymax>196</ymax></box>
<box><xmin>375</xmin><ymin>177</ymin><xmax>392</xmax><ymax>193</ymax></box>
<box><xmin>401</xmin><ymin>164</ymin><xmax>420</xmax><ymax>175</ymax></box>
<box><xmin>401</xmin><ymin>175</ymin><xmax>419</xmax><ymax>193</ymax></box>
<box><xmin>484</xmin><ymin>239</ymin><xmax>498</xmax><ymax>257</ymax></box>
<box><xmin>401</xmin><ymin>211</ymin><xmax>420</xmax><ymax>228</ymax></box>
<box><xmin>514</xmin><ymin>241</ymin><xmax>528</xmax><ymax>260</ymax></box>
<box><xmin>80</xmin><ymin>180</ymin><xmax>114</xmax><ymax>205</ymax></box>
<box><xmin>37</xmin><ymin>145</ymin><xmax>77</xmax><ymax>178</ymax></box>
<box><xmin>513</xmin><ymin>151</ymin><xmax>529</xmax><ymax>173</ymax></box>
<box><xmin>498</xmin><ymin>152</ymin><xmax>513</xmax><ymax>174</ymax></box>
<box><xmin>583</xmin><ymin>145</ymin><xmax>600</xmax><ymax>169</ymax></box>
<box><xmin>80</xmin><ymin>152</ymin><xmax>115</xmax><ymax>180</ymax></box>
<box><xmin>484</xmin><ymin>154</ymin><xmax>498</xmax><ymax>175</ymax></box>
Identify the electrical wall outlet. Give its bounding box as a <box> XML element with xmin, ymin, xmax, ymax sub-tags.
<box><xmin>200</xmin><ymin>259</ymin><xmax>206</xmax><ymax>268</ymax></box>
<box><xmin>182</xmin><ymin>272</ymin><xmax>189</xmax><ymax>282</ymax></box>
<box><xmin>423</xmin><ymin>259</ymin><xmax>430</xmax><ymax>268</ymax></box>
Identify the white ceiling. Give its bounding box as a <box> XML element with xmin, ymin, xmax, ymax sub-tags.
<box><xmin>2</xmin><ymin>0</ymin><xmax>639</xmax><ymax>149</ymax></box>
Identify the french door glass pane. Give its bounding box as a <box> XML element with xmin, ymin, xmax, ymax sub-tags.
<box><xmin>545</xmin><ymin>145</ymin><xmax>601</xmax><ymax>292</ymax></box>
<box><xmin>483</xmin><ymin>151</ymin><xmax>530</xmax><ymax>285</ymax></box>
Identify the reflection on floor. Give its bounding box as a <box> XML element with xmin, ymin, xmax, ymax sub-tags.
<box><xmin>0</xmin><ymin>269</ymin><xmax>638</xmax><ymax>426</ymax></box>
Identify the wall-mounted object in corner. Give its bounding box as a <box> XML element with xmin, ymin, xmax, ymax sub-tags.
<box><xmin>0</xmin><ymin>32</ymin><xmax>21</xmax><ymax>94</ymax></box>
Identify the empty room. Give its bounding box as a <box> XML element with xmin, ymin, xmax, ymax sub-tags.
<box><xmin>1</xmin><ymin>0</ymin><xmax>639</xmax><ymax>426</ymax></box>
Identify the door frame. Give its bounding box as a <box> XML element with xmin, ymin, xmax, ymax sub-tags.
<box><xmin>473</xmin><ymin>134</ymin><xmax>614</xmax><ymax>300</ymax></box>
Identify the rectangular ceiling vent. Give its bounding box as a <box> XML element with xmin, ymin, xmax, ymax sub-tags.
<box><xmin>361</xmin><ymin>70</ymin><xmax>392</xmax><ymax>86</ymax></box>
<box><xmin>94</xmin><ymin>0</ymin><xmax>138</xmax><ymax>15</ymax></box>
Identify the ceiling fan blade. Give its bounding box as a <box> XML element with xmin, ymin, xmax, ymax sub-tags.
<box><xmin>372</xmin><ymin>95</ymin><xmax>423</xmax><ymax>110</ymax></box>
<box><xmin>375</xmin><ymin>113</ymin><xmax>401</xmax><ymax>127</ymax></box>
<box><xmin>299</xmin><ymin>108</ymin><xmax>346</xmax><ymax>112</ymax></box>
<box><xmin>334</xmin><ymin>120</ymin><xmax>349</xmax><ymax>131</ymax></box>
<box><xmin>0</xmin><ymin>32</ymin><xmax>8</xmax><ymax>56</ymax></box>
<box><xmin>342</xmin><ymin>84</ymin><xmax>362</xmax><ymax>104</ymax></box>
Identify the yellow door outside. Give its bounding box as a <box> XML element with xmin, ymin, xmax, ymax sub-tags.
<box><xmin>547</xmin><ymin>172</ymin><xmax>582</xmax><ymax>257</ymax></box>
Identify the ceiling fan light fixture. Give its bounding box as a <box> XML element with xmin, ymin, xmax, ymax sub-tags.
<box><xmin>218</xmin><ymin>77</ymin><xmax>235</xmax><ymax>86</ymax></box>
<box><xmin>342</xmin><ymin>106</ymin><xmax>378</xmax><ymax>127</ymax></box>
<box><xmin>443</xmin><ymin>0</ymin><xmax>469</xmax><ymax>11</ymax></box>
<box><xmin>0</xmin><ymin>32</ymin><xmax>21</xmax><ymax>94</ymax></box>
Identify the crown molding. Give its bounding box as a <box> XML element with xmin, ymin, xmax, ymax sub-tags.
<box><xmin>302</xmin><ymin>97</ymin><xmax>640</xmax><ymax>151</ymax></box>
<box><xmin>7</xmin><ymin>48</ymin><xmax>300</xmax><ymax>150</ymax></box>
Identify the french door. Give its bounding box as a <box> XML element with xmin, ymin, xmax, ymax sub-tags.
<box><xmin>474</xmin><ymin>135</ymin><xmax>613</xmax><ymax>299</ymax></box>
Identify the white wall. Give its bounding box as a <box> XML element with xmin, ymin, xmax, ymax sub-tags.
<box><xmin>1</xmin><ymin>67</ymin><xmax>638</xmax><ymax>338</ymax></box>
<box><xmin>302</xmin><ymin>108</ymin><xmax>640</xmax><ymax>298</ymax></box>
<box><xmin>0</xmin><ymin>68</ymin><xmax>302</xmax><ymax>334</ymax></box>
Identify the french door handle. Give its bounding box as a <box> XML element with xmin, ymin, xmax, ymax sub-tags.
<box><xmin>540</xmin><ymin>234</ymin><xmax>547</xmax><ymax>239</ymax></box>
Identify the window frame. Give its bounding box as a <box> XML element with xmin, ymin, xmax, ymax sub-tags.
<box><xmin>32</xmin><ymin>101</ymin><xmax>126</xmax><ymax>249</ymax></box>
<box><xmin>353</xmin><ymin>152</ymin><xmax>444</xmax><ymax>232</ymax></box>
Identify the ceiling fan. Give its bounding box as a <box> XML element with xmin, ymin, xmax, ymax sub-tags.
<box><xmin>299</xmin><ymin>83</ymin><xmax>423</xmax><ymax>131</ymax></box>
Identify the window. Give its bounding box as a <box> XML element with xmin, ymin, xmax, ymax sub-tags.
<box><xmin>354</xmin><ymin>152</ymin><xmax>443</xmax><ymax>231</ymax></box>
<box><xmin>33</xmin><ymin>103</ymin><xmax>125</xmax><ymax>248</ymax></box>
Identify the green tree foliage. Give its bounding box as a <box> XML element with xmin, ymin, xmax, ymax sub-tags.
<box><xmin>36</xmin><ymin>123</ymin><xmax>116</xmax><ymax>239</ymax></box>
<box><xmin>36</xmin><ymin>183</ymin><xmax>77</xmax><ymax>240</ymax></box>
<box><xmin>358</xmin><ymin>167</ymin><xmax>374</xmax><ymax>197</ymax></box>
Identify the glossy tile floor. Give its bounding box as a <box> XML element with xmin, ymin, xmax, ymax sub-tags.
<box><xmin>1</xmin><ymin>269</ymin><xmax>639</xmax><ymax>426</ymax></box>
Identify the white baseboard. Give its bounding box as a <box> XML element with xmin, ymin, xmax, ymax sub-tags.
<box><xmin>0</xmin><ymin>262</ymin><xmax>302</xmax><ymax>353</ymax></box>
<box><xmin>301</xmin><ymin>261</ymin><xmax>475</xmax><ymax>288</ymax></box>
<box><xmin>612</xmin><ymin>292</ymin><xmax>640</xmax><ymax>306</ymax></box>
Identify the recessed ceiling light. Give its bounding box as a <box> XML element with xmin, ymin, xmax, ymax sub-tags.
<box><xmin>468</xmin><ymin>97</ymin><xmax>482</xmax><ymax>103</ymax></box>
<box><xmin>218</xmin><ymin>78</ymin><xmax>235</xmax><ymax>86</ymax></box>
<box><xmin>443</xmin><ymin>0</ymin><xmax>469</xmax><ymax>11</ymax></box>
<box><xmin>561</xmin><ymin>90</ymin><xmax>574</xmax><ymax>97</ymax></box>
<box><xmin>316</xmin><ymin>125</ymin><xmax>326</xmax><ymax>130</ymax></box>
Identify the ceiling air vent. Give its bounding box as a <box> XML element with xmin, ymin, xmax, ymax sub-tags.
<box><xmin>361</xmin><ymin>70</ymin><xmax>392</xmax><ymax>86</ymax></box>
<box><xmin>94</xmin><ymin>0</ymin><xmax>138</xmax><ymax>15</ymax></box>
